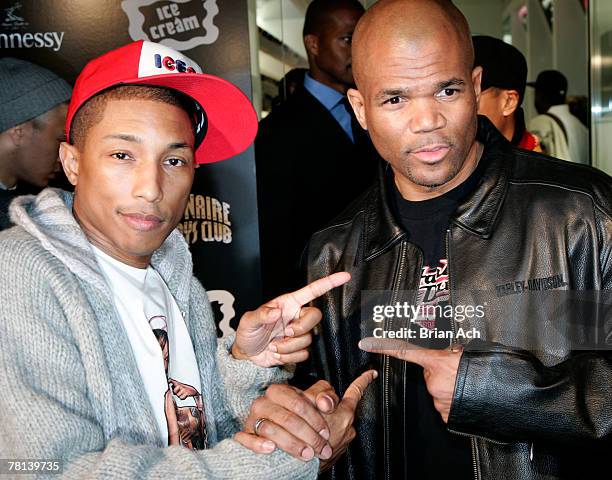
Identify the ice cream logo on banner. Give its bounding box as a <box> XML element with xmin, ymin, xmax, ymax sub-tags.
<box><xmin>121</xmin><ymin>0</ymin><xmax>219</xmax><ymax>51</ymax></box>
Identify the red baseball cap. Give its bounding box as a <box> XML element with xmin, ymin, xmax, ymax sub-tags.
<box><xmin>66</xmin><ymin>40</ymin><xmax>258</xmax><ymax>164</ymax></box>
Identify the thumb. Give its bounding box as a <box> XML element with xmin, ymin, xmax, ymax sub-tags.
<box><xmin>341</xmin><ymin>370</ymin><xmax>378</xmax><ymax>412</ymax></box>
<box><xmin>260</xmin><ymin>306</ymin><xmax>282</xmax><ymax>325</ymax></box>
<box><xmin>242</xmin><ymin>306</ymin><xmax>282</xmax><ymax>330</ymax></box>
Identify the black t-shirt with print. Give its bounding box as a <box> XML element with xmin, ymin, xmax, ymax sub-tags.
<box><xmin>387</xmin><ymin>159</ymin><xmax>486</xmax><ymax>480</ymax></box>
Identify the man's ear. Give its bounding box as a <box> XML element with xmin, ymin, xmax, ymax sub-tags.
<box><xmin>502</xmin><ymin>90</ymin><xmax>520</xmax><ymax>117</ymax></box>
<box><xmin>304</xmin><ymin>34</ymin><xmax>319</xmax><ymax>57</ymax></box>
<box><xmin>6</xmin><ymin>124</ymin><xmax>27</xmax><ymax>147</ymax></box>
<box><xmin>347</xmin><ymin>88</ymin><xmax>367</xmax><ymax>130</ymax></box>
<box><xmin>472</xmin><ymin>66</ymin><xmax>483</xmax><ymax>102</ymax></box>
<box><xmin>59</xmin><ymin>142</ymin><xmax>80</xmax><ymax>187</ymax></box>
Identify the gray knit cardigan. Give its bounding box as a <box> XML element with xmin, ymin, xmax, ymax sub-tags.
<box><xmin>0</xmin><ymin>189</ymin><xmax>318</xmax><ymax>479</ymax></box>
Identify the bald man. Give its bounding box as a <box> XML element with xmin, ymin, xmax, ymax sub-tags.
<box><xmin>284</xmin><ymin>0</ymin><xmax>609</xmax><ymax>479</ymax></box>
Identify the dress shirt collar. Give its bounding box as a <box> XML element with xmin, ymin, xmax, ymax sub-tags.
<box><xmin>303</xmin><ymin>73</ymin><xmax>345</xmax><ymax>111</ymax></box>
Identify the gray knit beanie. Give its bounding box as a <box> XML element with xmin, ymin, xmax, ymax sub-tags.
<box><xmin>0</xmin><ymin>57</ymin><xmax>72</xmax><ymax>132</ymax></box>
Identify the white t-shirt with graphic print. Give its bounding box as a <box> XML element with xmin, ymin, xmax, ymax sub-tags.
<box><xmin>92</xmin><ymin>245</ymin><xmax>206</xmax><ymax>448</ymax></box>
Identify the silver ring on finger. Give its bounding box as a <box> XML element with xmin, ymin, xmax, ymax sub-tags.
<box><xmin>254</xmin><ymin>417</ymin><xmax>268</xmax><ymax>436</ymax></box>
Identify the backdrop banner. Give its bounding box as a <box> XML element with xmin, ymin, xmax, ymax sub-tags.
<box><xmin>1</xmin><ymin>0</ymin><xmax>262</xmax><ymax>338</ymax></box>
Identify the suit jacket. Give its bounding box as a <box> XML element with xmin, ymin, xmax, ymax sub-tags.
<box><xmin>256</xmin><ymin>85</ymin><xmax>378</xmax><ymax>298</ymax></box>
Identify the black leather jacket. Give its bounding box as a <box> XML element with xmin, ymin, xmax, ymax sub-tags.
<box><xmin>304</xmin><ymin>118</ymin><xmax>612</xmax><ymax>480</ymax></box>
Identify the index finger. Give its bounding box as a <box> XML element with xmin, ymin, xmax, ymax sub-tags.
<box><xmin>341</xmin><ymin>370</ymin><xmax>378</xmax><ymax>412</ymax></box>
<box><xmin>289</xmin><ymin>272</ymin><xmax>351</xmax><ymax>307</ymax></box>
<box><xmin>358</xmin><ymin>337</ymin><xmax>434</xmax><ymax>369</ymax></box>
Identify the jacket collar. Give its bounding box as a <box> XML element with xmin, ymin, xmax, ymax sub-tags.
<box><xmin>452</xmin><ymin>116</ymin><xmax>513</xmax><ymax>239</ymax></box>
<box><xmin>363</xmin><ymin>116</ymin><xmax>513</xmax><ymax>261</ymax></box>
<box><xmin>362</xmin><ymin>160</ymin><xmax>405</xmax><ymax>261</ymax></box>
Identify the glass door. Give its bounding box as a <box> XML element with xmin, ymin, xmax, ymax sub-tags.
<box><xmin>590</xmin><ymin>0</ymin><xmax>612</xmax><ymax>174</ymax></box>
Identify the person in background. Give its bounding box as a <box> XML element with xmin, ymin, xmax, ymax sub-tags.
<box><xmin>567</xmin><ymin>95</ymin><xmax>589</xmax><ymax>128</ymax></box>
<box><xmin>255</xmin><ymin>0</ymin><xmax>378</xmax><ymax>300</ymax></box>
<box><xmin>473</xmin><ymin>35</ymin><xmax>541</xmax><ymax>152</ymax></box>
<box><xmin>0</xmin><ymin>57</ymin><xmax>71</xmax><ymax>230</ymax></box>
<box><xmin>528</xmin><ymin>70</ymin><xmax>589</xmax><ymax>164</ymax></box>
<box><xmin>271</xmin><ymin>68</ymin><xmax>308</xmax><ymax>111</ymax></box>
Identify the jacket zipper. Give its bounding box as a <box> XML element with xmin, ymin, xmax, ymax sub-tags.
<box><xmin>383</xmin><ymin>240</ymin><xmax>407</xmax><ymax>480</ymax></box>
<box><xmin>446</xmin><ymin>228</ymin><xmax>480</xmax><ymax>480</ymax></box>
<box><xmin>446</xmin><ymin>229</ymin><xmax>458</xmax><ymax>349</ymax></box>
<box><xmin>472</xmin><ymin>438</ymin><xmax>482</xmax><ymax>480</ymax></box>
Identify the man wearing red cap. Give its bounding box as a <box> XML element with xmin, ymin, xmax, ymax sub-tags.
<box><xmin>0</xmin><ymin>41</ymin><xmax>375</xmax><ymax>477</ymax></box>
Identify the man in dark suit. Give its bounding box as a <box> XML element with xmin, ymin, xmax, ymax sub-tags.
<box><xmin>256</xmin><ymin>0</ymin><xmax>378</xmax><ymax>299</ymax></box>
